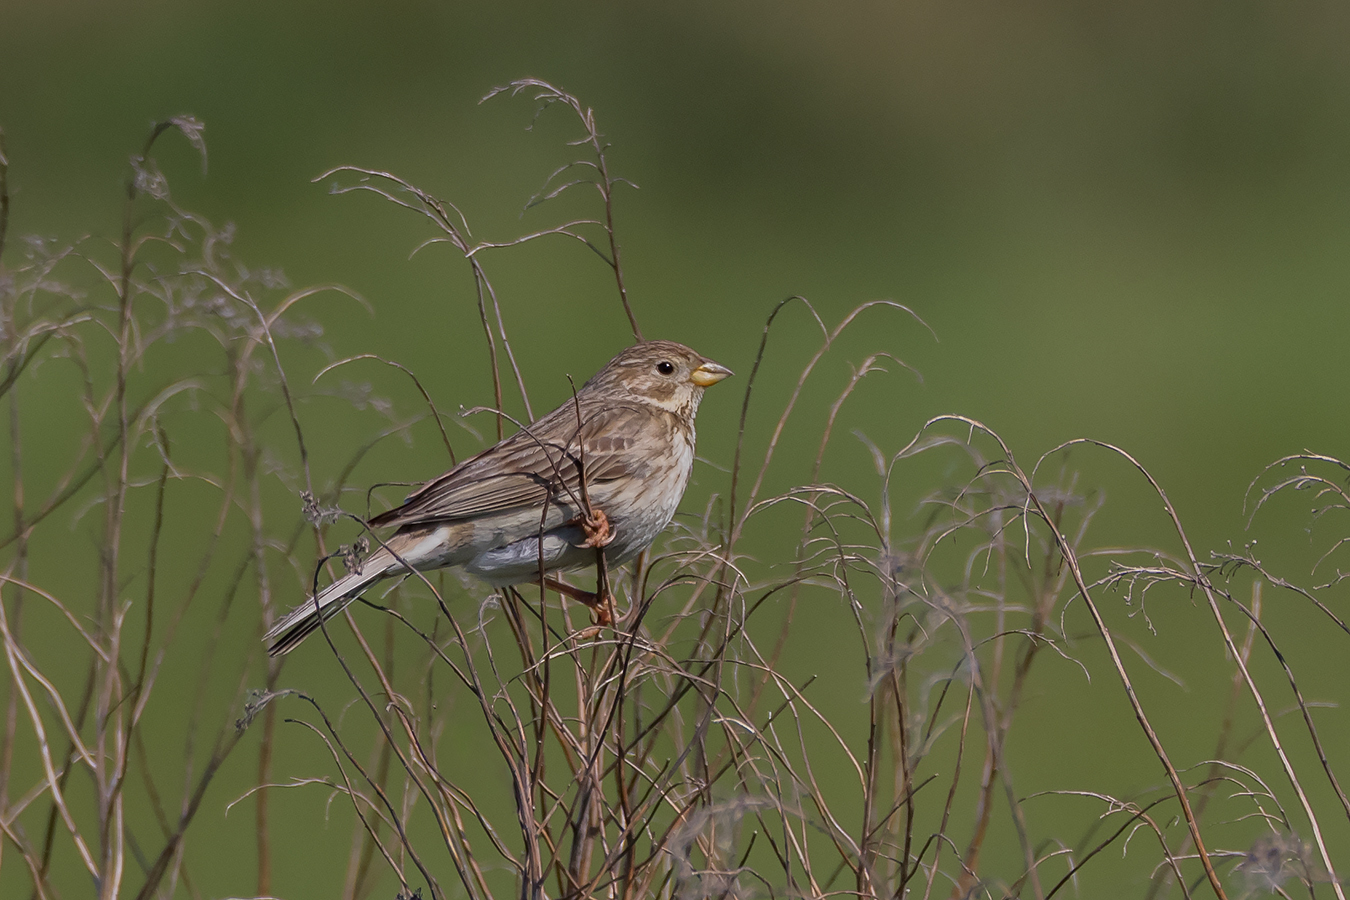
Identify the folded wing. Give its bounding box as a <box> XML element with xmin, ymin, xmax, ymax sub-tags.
<box><xmin>369</xmin><ymin>400</ymin><xmax>652</xmax><ymax>529</ymax></box>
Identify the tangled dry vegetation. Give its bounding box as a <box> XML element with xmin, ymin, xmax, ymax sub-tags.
<box><xmin>0</xmin><ymin>84</ymin><xmax>1345</xmax><ymax>900</ymax></box>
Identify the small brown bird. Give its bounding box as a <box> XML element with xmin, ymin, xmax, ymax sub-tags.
<box><xmin>265</xmin><ymin>340</ymin><xmax>732</xmax><ymax>655</ymax></box>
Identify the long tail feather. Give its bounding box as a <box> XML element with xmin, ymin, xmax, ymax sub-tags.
<box><xmin>265</xmin><ymin>549</ymin><xmax>398</xmax><ymax>656</ymax></box>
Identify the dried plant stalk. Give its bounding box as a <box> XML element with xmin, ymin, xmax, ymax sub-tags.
<box><xmin>0</xmin><ymin>89</ymin><xmax>1344</xmax><ymax>900</ymax></box>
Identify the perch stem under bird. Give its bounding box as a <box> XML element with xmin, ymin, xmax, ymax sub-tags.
<box><xmin>264</xmin><ymin>340</ymin><xmax>732</xmax><ymax>656</ymax></box>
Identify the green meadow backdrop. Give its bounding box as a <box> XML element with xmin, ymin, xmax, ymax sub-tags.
<box><xmin>2</xmin><ymin>3</ymin><xmax>1348</xmax><ymax>898</ymax></box>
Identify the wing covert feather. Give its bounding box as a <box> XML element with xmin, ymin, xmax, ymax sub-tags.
<box><xmin>368</xmin><ymin>401</ymin><xmax>653</xmax><ymax>529</ymax></box>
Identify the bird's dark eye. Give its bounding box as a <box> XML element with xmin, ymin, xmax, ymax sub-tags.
<box><xmin>656</xmin><ymin>360</ymin><xmax>676</xmax><ymax>375</ymax></box>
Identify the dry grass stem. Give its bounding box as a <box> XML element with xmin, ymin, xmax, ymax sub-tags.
<box><xmin>0</xmin><ymin>90</ymin><xmax>1344</xmax><ymax>900</ymax></box>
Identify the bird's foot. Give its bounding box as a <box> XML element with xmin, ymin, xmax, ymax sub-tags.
<box><xmin>578</xmin><ymin>508</ymin><xmax>615</xmax><ymax>549</ymax></box>
<box><xmin>543</xmin><ymin>576</ymin><xmax>615</xmax><ymax>627</ymax></box>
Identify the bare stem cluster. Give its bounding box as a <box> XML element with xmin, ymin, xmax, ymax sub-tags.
<box><xmin>0</xmin><ymin>86</ymin><xmax>1345</xmax><ymax>900</ymax></box>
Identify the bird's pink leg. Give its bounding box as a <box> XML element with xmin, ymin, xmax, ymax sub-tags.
<box><xmin>547</xmin><ymin>507</ymin><xmax>618</xmax><ymax>625</ymax></box>
<box><xmin>542</xmin><ymin>576</ymin><xmax>614</xmax><ymax>627</ymax></box>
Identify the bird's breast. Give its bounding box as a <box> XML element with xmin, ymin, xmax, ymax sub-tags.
<box><xmin>591</xmin><ymin>428</ymin><xmax>695</xmax><ymax>563</ymax></box>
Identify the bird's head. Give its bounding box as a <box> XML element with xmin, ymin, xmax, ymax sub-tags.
<box><xmin>584</xmin><ymin>340</ymin><xmax>732</xmax><ymax>417</ymax></box>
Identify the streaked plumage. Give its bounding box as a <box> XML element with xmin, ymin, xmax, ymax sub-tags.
<box><xmin>264</xmin><ymin>340</ymin><xmax>731</xmax><ymax>655</ymax></box>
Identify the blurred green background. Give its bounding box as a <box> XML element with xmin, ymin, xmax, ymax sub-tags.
<box><xmin>3</xmin><ymin>1</ymin><xmax>1349</xmax><ymax>896</ymax></box>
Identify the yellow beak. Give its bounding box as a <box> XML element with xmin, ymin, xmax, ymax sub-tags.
<box><xmin>690</xmin><ymin>360</ymin><xmax>733</xmax><ymax>387</ymax></box>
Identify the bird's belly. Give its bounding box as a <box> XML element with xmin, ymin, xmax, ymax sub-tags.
<box><xmin>464</xmin><ymin>529</ymin><xmax>587</xmax><ymax>586</ymax></box>
<box><xmin>465</xmin><ymin>449</ymin><xmax>693</xmax><ymax>587</ymax></box>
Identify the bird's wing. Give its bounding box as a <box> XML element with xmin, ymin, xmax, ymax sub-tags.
<box><xmin>367</xmin><ymin>401</ymin><xmax>657</xmax><ymax>529</ymax></box>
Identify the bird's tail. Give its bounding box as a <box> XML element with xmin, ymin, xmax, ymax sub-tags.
<box><xmin>265</xmin><ymin>548</ymin><xmax>400</xmax><ymax>656</ymax></box>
